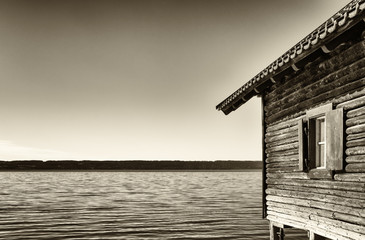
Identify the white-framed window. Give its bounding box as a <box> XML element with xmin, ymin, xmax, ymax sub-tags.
<box><xmin>298</xmin><ymin>103</ymin><xmax>344</xmax><ymax>176</ymax></box>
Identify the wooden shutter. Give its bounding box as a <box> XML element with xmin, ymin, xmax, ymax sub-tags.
<box><xmin>325</xmin><ymin>108</ymin><xmax>344</xmax><ymax>171</ymax></box>
<box><xmin>298</xmin><ymin>118</ymin><xmax>307</xmax><ymax>171</ymax></box>
<box><xmin>307</xmin><ymin>118</ymin><xmax>317</xmax><ymax>170</ymax></box>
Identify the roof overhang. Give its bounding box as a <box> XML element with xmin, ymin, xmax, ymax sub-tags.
<box><xmin>216</xmin><ymin>0</ymin><xmax>365</xmax><ymax>115</ymax></box>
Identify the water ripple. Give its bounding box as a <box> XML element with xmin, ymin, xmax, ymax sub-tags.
<box><xmin>0</xmin><ymin>171</ymin><xmax>273</xmax><ymax>239</ymax></box>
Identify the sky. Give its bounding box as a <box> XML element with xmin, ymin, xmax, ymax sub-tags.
<box><xmin>0</xmin><ymin>0</ymin><xmax>350</xmax><ymax>160</ymax></box>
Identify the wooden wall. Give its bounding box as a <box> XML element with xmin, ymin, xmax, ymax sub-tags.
<box><xmin>263</xmin><ymin>39</ymin><xmax>365</xmax><ymax>240</ymax></box>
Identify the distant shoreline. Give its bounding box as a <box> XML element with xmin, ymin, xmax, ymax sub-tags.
<box><xmin>0</xmin><ymin>160</ymin><xmax>262</xmax><ymax>171</ymax></box>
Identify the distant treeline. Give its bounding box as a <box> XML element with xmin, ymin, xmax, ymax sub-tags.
<box><xmin>0</xmin><ymin>160</ymin><xmax>262</xmax><ymax>170</ymax></box>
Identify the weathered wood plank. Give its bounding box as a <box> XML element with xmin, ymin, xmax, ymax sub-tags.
<box><xmin>307</xmin><ymin>169</ymin><xmax>333</xmax><ymax>180</ymax></box>
<box><xmin>333</xmin><ymin>212</ymin><xmax>365</xmax><ymax>227</ymax></box>
<box><xmin>337</xmin><ymin>94</ymin><xmax>365</xmax><ymax>110</ymax></box>
<box><xmin>266</xmin><ymin>166</ymin><xmax>301</xmax><ymax>173</ymax></box>
<box><xmin>267</xmin><ymin>202</ymin><xmax>365</xmax><ymax>226</ymax></box>
<box><xmin>346</xmin><ymin>114</ymin><xmax>365</xmax><ymax>127</ymax></box>
<box><xmin>334</xmin><ymin>87</ymin><xmax>365</xmax><ymax>107</ymax></box>
<box><xmin>346</xmin><ymin>138</ymin><xmax>365</xmax><ymax>148</ymax></box>
<box><xmin>333</xmin><ymin>84</ymin><xmax>365</xmax><ymax>103</ymax></box>
<box><xmin>334</xmin><ymin>173</ymin><xmax>365</xmax><ymax>182</ymax></box>
<box><xmin>266</xmin><ymin>188</ymin><xmax>365</xmax><ymax>208</ymax></box>
<box><xmin>265</xmin><ymin>131</ymin><xmax>298</xmax><ymax>144</ymax></box>
<box><xmin>292</xmin><ymin>210</ymin><xmax>365</xmax><ymax>237</ymax></box>
<box><xmin>346</xmin><ymin>146</ymin><xmax>365</xmax><ymax>155</ymax></box>
<box><xmin>345</xmin><ymin>155</ymin><xmax>365</xmax><ymax>163</ymax></box>
<box><xmin>269</xmin><ymin>112</ymin><xmax>307</xmax><ymax>129</ymax></box>
<box><xmin>267</xmin><ymin>149</ymin><xmax>298</xmax><ymax>158</ymax></box>
<box><xmin>266</xmin><ymin>155</ymin><xmax>299</xmax><ymax>163</ymax></box>
<box><xmin>267</xmin><ymin>161</ymin><xmax>299</xmax><ymax>169</ymax></box>
<box><xmin>266</xmin><ymin>196</ymin><xmax>365</xmax><ymax>218</ymax></box>
<box><xmin>346</xmin><ymin>105</ymin><xmax>365</xmax><ymax>118</ymax></box>
<box><xmin>266</xmin><ymin>178</ymin><xmax>365</xmax><ymax>192</ymax></box>
<box><xmin>266</xmin><ymin>142</ymin><xmax>299</xmax><ymax>154</ymax></box>
<box><xmin>265</xmin><ymin>125</ymin><xmax>298</xmax><ymax>137</ymax></box>
<box><xmin>266</xmin><ymin>172</ymin><xmax>309</xmax><ymax>179</ymax></box>
<box><xmin>345</xmin><ymin>163</ymin><xmax>365</xmax><ymax>173</ymax></box>
<box><xmin>346</xmin><ymin>123</ymin><xmax>365</xmax><ymax>135</ymax></box>
<box><xmin>266</xmin><ymin>116</ymin><xmax>302</xmax><ymax>133</ymax></box>
<box><xmin>347</xmin><ymin>132</ymin><xmax>365</xmax><ymax>141</ymax></box>
<box><xmin>267</xmin><ymin>184</ymin><xmax>365</xmax><ymax>199</ymax></box>
<box><xmin>266</xmin><ymin>136</ymin><xmax>298</xmax><ymax>148</ymax></box>
<box><xmin>309</xmin><ymin>214</ymin><xmax>365</xmax><ymax>236</ymax></box>
<box><xmin>267</xmin><ymin>202</ymin><xmax>346</xmax><ymax>223</ymax></box>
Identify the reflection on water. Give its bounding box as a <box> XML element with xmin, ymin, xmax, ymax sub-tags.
<box><xmin>0</xmin><ymin>171</ymin><xmax>269</xmax><ymax>239</ymax></box>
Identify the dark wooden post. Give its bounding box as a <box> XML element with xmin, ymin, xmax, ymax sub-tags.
<box><xmin>261</xmin><ymin>95</ymin><xmax>268</xmax><ymax>218</ymax></box>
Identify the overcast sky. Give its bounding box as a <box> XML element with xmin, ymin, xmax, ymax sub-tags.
<box><xmin>0</xmin><ymin>0</ymin><xmax>350</xmax><ymax>160</ymax></box>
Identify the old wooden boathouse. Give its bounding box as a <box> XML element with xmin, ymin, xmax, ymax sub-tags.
<box><xmin>216</xmin><ymin>1</ymin><xmax>365</xmax><ymax>240</ymax></box>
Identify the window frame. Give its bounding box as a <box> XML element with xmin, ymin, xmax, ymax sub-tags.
<box><xmin>314</xmin><ymin>116</ymin><xmax>326</xmax><ymax>169</ymax></box>
<box><xmin>306</xmin><ymin>103</ymin><xmax>332</xmax><ymax>171</ymax></box>
<box><xmin>298</xmin><ymin>103</ymin><xmax>344</xmax><ymax>179</ymax></box>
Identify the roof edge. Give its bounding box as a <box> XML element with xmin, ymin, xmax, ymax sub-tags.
<box><xmin>217</xmin><ymin>0</ymin><xmax>365</xmax><ymax>115</ymax></box>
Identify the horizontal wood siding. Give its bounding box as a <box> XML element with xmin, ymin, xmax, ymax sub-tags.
<box><xmin>264</xmin><ymin>39</ymin><xmax>365</xmax><ymax>239</ymax></box>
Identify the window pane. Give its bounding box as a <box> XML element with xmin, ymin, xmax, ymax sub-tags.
<box><xmin>316</xmin><ymin>117</ymin><xmax>326</xmax><ymax>168</ymax></box>
<box><xmin>318</xmin><ymin>118</ymin><xmax>325</xmax><ymax>142</ymax></box>
<box><xmin>317</xmin><ymin>144</ymin><xmax>325</xmax><ymax>168</ymax></box>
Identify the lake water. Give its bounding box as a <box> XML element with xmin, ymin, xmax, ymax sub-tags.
<box><xmin>0</xmin><ymin>171</ymin><xmax>304</xmax><ymax>239</ymax></box>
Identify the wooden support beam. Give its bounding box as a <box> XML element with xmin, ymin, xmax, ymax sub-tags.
<box><xmin>271</xmin><ymin>221</ymin><xmax>285</xmax><ymax>229</ymax></box>
<box><xmin>309</xmin><ymin>231</ymin><xmax>326</xmax><ymax>240</ymax></box>
<box><xmin>291</xmin><ymin>63</ymin><xmax>300</xmax><ymax>71</ymax></box>
<box><xmin>270</xmin><ymin>222</ymin><xmax>285</xmax><ymax>240</ymax></box>
<box><xmin>321</xmin><ymin>45</ymin><xmax>332</xmax><ymax>53</ymax></box>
